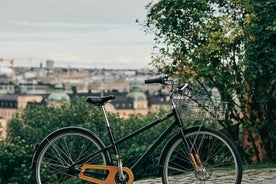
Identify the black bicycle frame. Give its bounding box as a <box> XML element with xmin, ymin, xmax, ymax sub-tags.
<box><xmin>89</xmin><ymin>110</ymin><xmax>182</xmax><ymax>173</ymax></box>
<box><xmin>113</xmin><ymin>112</ymin><xmax>177</xmax><ymax>172</ymax></box>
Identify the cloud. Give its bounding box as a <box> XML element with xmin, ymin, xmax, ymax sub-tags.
<box><xmin>0</xmin><ymin>0</ymin><xmax>150</xmax><ymax>24</ymax></box>
<box><xmin>0</xmin><ymin>0</ymin><xmax>153</xmax><ymax>69</ymax></box>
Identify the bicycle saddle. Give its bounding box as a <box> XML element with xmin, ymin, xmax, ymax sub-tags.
<box><xmin>86</xmin><ymin>95</ymin><xmax>115</xmax><ymax>106</ymax></box>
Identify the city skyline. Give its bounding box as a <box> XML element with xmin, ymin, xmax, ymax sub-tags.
<box><xmin>0</xmin><ymin>0</ymin><xmax>154</xmax><ymax>69</ymax></box>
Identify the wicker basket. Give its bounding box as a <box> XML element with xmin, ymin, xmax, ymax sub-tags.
<box><xmin>173</xmin><ymin>96</ymin><xmax>227</xmax><ymax>121</ymax></box>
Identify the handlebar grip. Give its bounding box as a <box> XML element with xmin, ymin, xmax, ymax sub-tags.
<box><xmin>145</xmin><ymin>77</ymin><xmax>164</xmax><ymax>84</ymax></box>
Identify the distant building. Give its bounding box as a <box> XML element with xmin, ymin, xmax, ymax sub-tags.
<box><xmin>47</xmin><ymin>83</ymin><xmax>70</xmax><ymax>104</ymax></box>
<box><xmin>0</xmin><ymin>67</ymin><xmax>15</xmax><ymax>83</ymax></box>
<box><xmin>46</xmin><ymin>60</ymin><xmax>54</xmax><ymax>70</ymax></box>
<box><xmin>0</xmin><ymin>117</ymin><xmax>7</xmax><ymax>139</ymax></box>
<box><xmin>126</xmin><ymin>85</ymin><xmax>147</xmax><ymax>109</ymax></box>
<box><xmin>0</xmin><ymin>94</ymin><xmax>44</xmax><ymax>139</ymax></box>
<box><xmin>97</xmin><ymin>86</ymin><xmax>170</xmax><ymax>118</ymax></box>
<box><xmin>0</xmin><ymin>82</ymin><xmax>15</xmax><ymax>94</ymax></box>
<box><xmin>0</xmin><ymin>94</ymin><xmax>44</xmax><ymax>120</ymax></box>
<box><xmin>0</xmin><ymin>65</ymin><xmax>168</xmax><ymax>137</ymax></box>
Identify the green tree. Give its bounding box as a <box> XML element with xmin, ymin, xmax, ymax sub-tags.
<box><xmin>242</xmin><ymin>0</ymin><xmax>276</xmax><ymax>162</ymax></box>
<box><xmin>145</xmin><ymin>0</ymin><xmax>245</xmax><ymax>140</ymax></box>
<box><xmin>145</xmin><ymin>0</ymin><xmax>275</xmax><ymax>162</ymax></box>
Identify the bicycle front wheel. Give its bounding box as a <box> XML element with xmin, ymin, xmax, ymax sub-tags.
<box><xmin>34</xmin><ymin>127</ymin><xmax>110</xmax><ymax>184</ymax></box>
<box><xmin>161</xmin><ymin>127</ymin><xmax>242</xmax><ymax>184</ymax></box>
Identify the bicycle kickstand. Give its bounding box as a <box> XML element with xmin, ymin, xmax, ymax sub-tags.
<box><xmin>117</xmin><ymin>155</ymin><xmax>127</xmax><ymax>182</ymax></box>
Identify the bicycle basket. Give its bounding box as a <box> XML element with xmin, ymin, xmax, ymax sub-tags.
<box><xmin>173</xmin><ymin>95</ymin><xmax>228</xmax><ymax>121</ymax></box>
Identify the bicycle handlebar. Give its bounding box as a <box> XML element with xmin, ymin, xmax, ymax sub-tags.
<box><xmin>144</xmin><ymin>77</ymin><xmax>165</xmax><ymax>84</ymax></box>
<box><xmin>145</xmin><ymin>77</ymin><xmax>167</xmax><ymax>84</ymax></box>
<box><xmin>145</xmin><ymin>77</ymin><xmax>192</xmax><ymax>92</ymax></box>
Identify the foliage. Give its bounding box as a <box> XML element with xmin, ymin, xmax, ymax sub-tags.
<box><xmin>0</xmin><ymin>98</ymin><xmax>171</xmax><ymax>183</ymax></box>
<box><xmin>145</xmin><ymin>0</ymin><xmax>276</xmax><ymax>162</ymax></box>
<box><xmin>145</xmin><ymin>0</ymin><xmax>246</xmax><ymax>156</ymax></box>
<box><xmin>242</xmin><ymin>0</ymin><xmax>276</xmax><ymax>162</ymax></box>
<box><xmin>145</xmin><ymin>0</ymin><xmax>245</xmax><ymax>137</ymax></box>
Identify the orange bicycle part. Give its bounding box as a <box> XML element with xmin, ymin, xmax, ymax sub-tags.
<box><xmin>189</xmin><ymin>153</ymin><xmax>202</xmax><ymax>171</ymax></box>
<box><xmin>78</xmin><ymin>164</ymin><xmax>134</xmax><ymax>184</ymax></box>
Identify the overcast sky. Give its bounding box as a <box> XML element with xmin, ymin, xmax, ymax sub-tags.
<box><xmin>0</xmin><ymin>0</ymin><xmax>154</xmax><ymax>69</ymax></box>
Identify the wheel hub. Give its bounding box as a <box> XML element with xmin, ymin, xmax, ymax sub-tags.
<box><xmin>67</xmin><ymin>164</ymin><xmax>81</xmax><ymax>176</ymax></box>
<box><xmin>194</xmin><ymin>166</ymin><xmax>212</xmax><ymax>181</ymax></box>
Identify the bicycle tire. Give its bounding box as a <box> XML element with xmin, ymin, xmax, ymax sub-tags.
<box><xmin>160</xmin><ymin>126</ymin><xmax>242</xmax><ymax>184</ymax></box>
<box><xmin>34</xmin><ymin>127</ymin><xmax>111</xmax><ymax>184</ymax></box>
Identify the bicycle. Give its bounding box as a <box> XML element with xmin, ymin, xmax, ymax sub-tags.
<box><xmin>32</xmin><ymin>76</ymin><xmax>242</xmax><ymax>184</ymax></box>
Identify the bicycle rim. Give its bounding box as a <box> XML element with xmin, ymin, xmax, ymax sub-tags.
<box><xmin>35</xmin><ymin>131</ymin><xmax>108</xmax><ymax>184</ymax></box>
<box><xmin>162</xmin><ymin>128</ymin><xmax>242</xmax><ymax>184</ymax></box>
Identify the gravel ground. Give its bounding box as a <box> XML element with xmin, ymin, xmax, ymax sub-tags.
<box><xmin>134</xmin><ymin>168</ymin><xmax>276</xmax><ymax>184</ymax></box>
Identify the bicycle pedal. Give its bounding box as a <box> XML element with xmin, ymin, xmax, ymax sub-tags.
<box><xmin>78</xmin><ymin>164</ymin><xmax>134</xmax><ymax>184</ymax></box>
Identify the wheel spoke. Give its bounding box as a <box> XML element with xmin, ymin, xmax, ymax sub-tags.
<box><xmin>35</xmin><ymin>129</ymin><xmax>108</xmax><ymax>184</ymax></box>
<box><xmin>162</xmin><ymin>127</ymin><xmax>242</xmax><ymax>184</ymax></box>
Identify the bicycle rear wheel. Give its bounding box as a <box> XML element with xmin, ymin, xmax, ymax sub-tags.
<box><xmin>34</xmin><ymin>127</ymin><xmax>110</xmax><ymax>184</ymax></box>
<box><xmin>161</xmin><ymin>127</ymin><xmax>242</xmax><ymax>184</ymax></box>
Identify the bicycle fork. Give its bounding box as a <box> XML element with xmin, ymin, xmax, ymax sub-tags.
<box><xmin>189</xmin><ymin>153</ymin><xmax>202</xmax><ymax>171</ymax></box>
<box><xmin>180</xmin><ymin>126</ymin><xmax>204</xmax><ymax>172</ymax></box>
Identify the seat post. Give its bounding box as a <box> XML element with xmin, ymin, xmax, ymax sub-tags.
<box><xmin>100</xmin><ymin>105</ymin><xmax>126</xmax><ymax>181</ymax></box>
<box><xmin>100</xmin><ymin>105</ymin><xmax>120</xmax><ymax>155</ymax></box>
<box><xmin>101</xmin><ymin>105</ymin><xmax>111</xmax><ymax>127</ymax></box>
<box><xmin>100</xmin><ymin>105</ymin><xmax>126</xmax><ymax>180</ymax></box>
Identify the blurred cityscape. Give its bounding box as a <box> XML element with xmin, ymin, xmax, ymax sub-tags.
<box><xmin>0</xmin><ymin>60</ymin><xmax>171</xmax><ymax>138</ymax></box>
